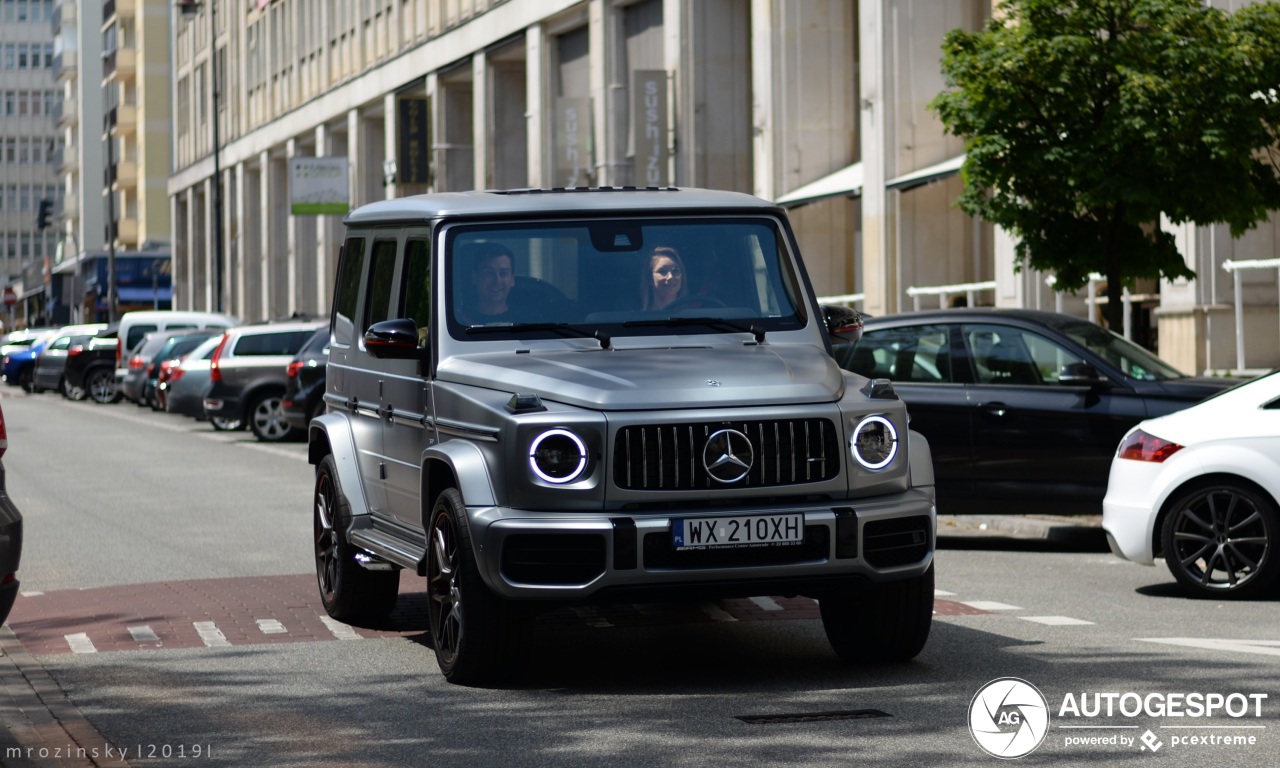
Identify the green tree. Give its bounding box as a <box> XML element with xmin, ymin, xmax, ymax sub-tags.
<box><xmin>931</xmin><ymin>0</ymin><xmax>1280</xmax><ymax>331</ymax></box>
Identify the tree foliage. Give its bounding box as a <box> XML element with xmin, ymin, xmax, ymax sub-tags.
<box><xmin>931</xmin><ymin>0</ymin><xmax>1280</xmax><ymax>330</ymax></box>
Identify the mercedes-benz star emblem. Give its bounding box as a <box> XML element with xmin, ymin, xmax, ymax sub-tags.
<box><xmin>703</xmin><ymin>428</ymin><xmax>754</xmax><ymax>483</ymax></box>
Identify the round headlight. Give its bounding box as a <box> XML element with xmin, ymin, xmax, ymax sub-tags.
<box><xmin>529</xmin><ymin>428</ymin><xmax>588</xmax><ymax>484</ymax></box>
<box><xmin>851</xmin><ymin>415</ymin><xmax>898</xmax><ymax>470</ymax></box>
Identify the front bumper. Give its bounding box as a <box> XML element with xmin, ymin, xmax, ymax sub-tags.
<box><xmin>467</xmin><ymin>488</ymin><xmax>936</xmax><ymax>600</ymax></box>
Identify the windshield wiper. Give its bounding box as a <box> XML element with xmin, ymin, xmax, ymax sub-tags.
<box><xmin>622</xmin><ymin>316</ymin><xmax>766</xmax><ymax>343</ymax></box>
<box><xmin>464</xmin><ymin>322</ymin><xmax>611</xmax><ymax>349</ymax></box>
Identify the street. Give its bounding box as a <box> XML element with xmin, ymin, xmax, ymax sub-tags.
<box><xmin>1</xmin><ymin>391</ymin><xmax>1277</xmax><ymax>767</ymax></box>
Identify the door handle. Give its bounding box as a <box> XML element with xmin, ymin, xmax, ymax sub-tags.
<box><xmin>979</xmin><ymin>402</ymin><xmax>1009</xmax><ymax>418</ymax></box>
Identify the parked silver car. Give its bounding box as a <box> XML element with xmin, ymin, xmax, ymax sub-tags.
<box><xmin>309</xmin><ymin>188</ymin><xmax>938</xmax><ymax>685</ymax></box>
<box><xmin>203</xmin><ymin>320</ymin><xmax>326</xmax><ymax>442</ymax></box>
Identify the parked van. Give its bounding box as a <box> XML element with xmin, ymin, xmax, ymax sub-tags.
<box><xmin>114</xmin><ymin>310</ymin><xmax>239</xmax><ymax>378</ymax></box>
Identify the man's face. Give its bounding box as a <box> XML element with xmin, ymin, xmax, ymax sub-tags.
<box><xmin>472</xmin><ymin>254</ymin><xmax>515</xmax><ymax>314</ymax></box>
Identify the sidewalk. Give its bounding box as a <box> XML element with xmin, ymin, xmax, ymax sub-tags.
<box><xmin>0</xmin><ymin>627</ymin><xmax>129</xmax><ymax>767</ymax></box>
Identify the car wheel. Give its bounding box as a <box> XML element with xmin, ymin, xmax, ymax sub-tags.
<box><xmin>314</xmin><ymin>455</ymin><xmax>399</xmax><ymax>622</ymax></box>
<box><xmin>85</xmin><ymin>368</ymin><xmax>121</xmax><ymax>404</ymax></box>
<box><xmin>18</xmin><ymin>366</ymin><xmax>35</xmax><ymax>393</ymax></box>
<box><xmin>819</xmin><ymin>565</ymin><xmax>933</xmax><ymax>662</ymax></box>
<box><xmin>62</xmin><ymin>377</ymin><xmax>86</xmax><ymax>401</ymax></box>
<box><xmin>1161</xmin><ymin>480</ymin><xmax>1280</xmax><ymax>599</ymax></box>
<box><xmin>427</xmin><ymin>488</ymin><xmax>532</xmax><ymax>686</ymax></box>
<box><xmin>209</xmin><ymin>415</ymin><xmax>243</xmax><ymax>431</ymax></box>
<box><xmin>248</xmin><ymin>392</ymin><xmax>298</xmax><ymax>442</ymax></box>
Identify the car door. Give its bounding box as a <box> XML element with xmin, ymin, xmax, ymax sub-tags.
<box><xmin>383</xmin><ymin>233</ymin><xmax>436</xmax><ymax>532</ymax></box>
<box><xmin>959</xmin><ymin>322</ymin><xmax>1146</xmax><ymax>513</ymax></box>
<box><xmin>842</xmin><ymin>323</ymin><xmax>974</xmax><ymax>502</ymax></box>
<box><xmin>328</xmin><ymin>234</ymin><xmax>391</xmax><ymax>516</ymax></box>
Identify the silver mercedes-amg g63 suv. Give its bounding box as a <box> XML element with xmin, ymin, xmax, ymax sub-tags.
<box><xmin>309</xmin><ymin>187</ymin><xmax>936</xmax><ymax>685</ymax></box>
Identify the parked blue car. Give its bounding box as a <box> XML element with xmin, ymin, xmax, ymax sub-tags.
<box><xmin>1</xmin><ymin>328</ymin><xmax>58</xmax><ymax>393</ymax></box>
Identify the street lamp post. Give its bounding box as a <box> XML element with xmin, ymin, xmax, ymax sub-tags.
<box><xmin>180</xmin><ymin>0</ymin><xmax>223</xmax><ymax>313</ymax></box>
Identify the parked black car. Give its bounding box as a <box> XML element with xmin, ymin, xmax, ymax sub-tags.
<box><xmin>833</xmin><ymin>308</ymin><xmax>1237</xmax><ymax>515</ymax></box>
<box><xmin>31</xmin><ymin>324</ymin><xmax>108</xmax><ymax>398</ymax></box>
<box><xmin>63</xmin><ymin>327</ymin><xmax>122</xmax><ymax>404</ymax></box>
<box><xmin>282</xmin><ymin>327</ymin><xmax>329</xmax><ymax>433</ymax></box>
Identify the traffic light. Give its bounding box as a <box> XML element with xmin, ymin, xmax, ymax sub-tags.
<box><xmin>36</xmin><ymin>199</ymin><xmax>53</xmax><ymax>231</ymax></box>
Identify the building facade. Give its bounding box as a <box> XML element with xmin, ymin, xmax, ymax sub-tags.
<box><xmin>1</xmin><ymin>0</ymin><xmax>61</xmax><ymax>327</ymax></box>
<box><xmin>168</xmin><ymin>0</ymin><xmax>1279</xmax><ymax>373</ymax></box>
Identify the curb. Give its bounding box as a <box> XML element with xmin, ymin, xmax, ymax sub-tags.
<box><xmin>0</xmin><ymin>626</ymin><xmax>130</xmax><ymax>767</ymax></box>
<box><xmin>937</xmin><ymin>514</ymin><xmax>1107</xmax><ymax>549</ymax></box>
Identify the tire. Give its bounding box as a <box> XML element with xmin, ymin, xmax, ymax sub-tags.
<box><xmin>210</xmin><ymin>415</ymin><xmax>244</xmax><ymax>431</ymax></box>
<box><xmin>314</xmin><ymin>455</ymin><xmax>399</xmax><ymax>622</ymax></box>
<box><xmin>85</xmin><ymin>367</ymin><xmax>121</xmax><ymax>404</ymax></box>
<box><xmin>427</xmin><ymin>488</ymin><xmax>533</xmax><ymax>686</ymax></box>
<box><xmin>248</xmin><ymin>392</ymin><xmax>299</xmax><ymax>442</ymax></box>
<box><xmin>819</xmin><ymin>565</ymin><xmax>933</xmax><ymax>663</ymax></box>
<box><xmin>18</xmin><ymin>366</ymin><xmax>35</xmax><ymax>393</ymax></box>
<box><xmin>1161</xmin><ymin>480</ymin><xmax>1280</xmax><ymax>599</ymax></box>
<box><xmin>62</xmin><ymin>376</ymin><xmax>86</xmax><ymax>401</ymax></box>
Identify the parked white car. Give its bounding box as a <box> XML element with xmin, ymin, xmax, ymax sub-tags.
<box><xmin>1102</xmin><ymin>370</ymin><xmax>1280</xmax><ymax>598</ymax></box>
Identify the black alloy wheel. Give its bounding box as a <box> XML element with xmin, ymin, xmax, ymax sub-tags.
<box><xmin>1162</xmin><ymin>481</ymin><xmax>1280</xmax><ymax>599</ymax></box>
<box><xmin>313</xmin><ymin>455</ymin><xmax>397</xmax><ymax>621</ymax></box>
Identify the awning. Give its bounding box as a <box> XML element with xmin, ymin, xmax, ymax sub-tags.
<box><xmin>776</xmin><ymin>162</ymin><xmax>864</xmax><ymax>208</ymax></box>
<box><xmin>116</xmin><ymin>286</ymin><xmax>173</xmax><ymax>303</ymax></box>
<box><xmin>886</xmin><ymin>154</ymin><xmax>965</xmax><ymax>191</ymax></box>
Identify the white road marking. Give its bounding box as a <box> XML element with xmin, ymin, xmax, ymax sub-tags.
<box><xmin>934</xmin><ymin>589</ymin><xmax>956</xmax><ymax>596</ymax></box>
<box><xmin>960</xmin><ymin>600</ymin><xmax>1022</xmax><ymax>611</ymax></box>
<box><xmin>320</xmin><ymin>616</ymin><xmax>363</xmax><ymax>640</ymax></box>
<box><xmin>128</xmin><ymin>625</ymin><xmax>160</xmax><ymax>642</ymax></box>
<box><xmin>1020</xmin><ymin>616</ymin><xmax>1095</xmax><ymax>626</ymax></box>
<box><xmin>748</xmin><ymin>596</ymin><xmax>784</xmax><ymax>612</ymax></box>
<box><xmin>20</xmin><ymin>591</ymin><xmax>43</xmax><ymax>597</ymax></box>
<box><xmin>256</xmin><ymin>619</ymin><xmax>288</xmax><ymax>634</ymax></box>
<box><xmin>1137</xmin><ymin>638</ymin><xmax>1280</xmax><ymax>657</ymax></box>
<box><xmin>699</xmin><ymin>602</ymin><xmax>738</xmax><ymax>622</ymax></box>
<box><xmin>193</xmin><ymin>621</ymin><xmax>230</xmax><ymax>647</ymax></box>
<box><xmin>65</xmin><ymin>633</ymin><xmax>97</xmax><ymax>654</ymax></box>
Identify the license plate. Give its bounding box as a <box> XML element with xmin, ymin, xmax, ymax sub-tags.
<box><xmin>672</xmin><ymin>514</ymin><xmax>804</xmax><ymax>551</ymax></box>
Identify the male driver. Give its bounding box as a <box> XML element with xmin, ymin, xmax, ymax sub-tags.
<box><xmin>465</xmin><ymin>244</ymin><xmax>516</xmax><ymax>321</ymax></box>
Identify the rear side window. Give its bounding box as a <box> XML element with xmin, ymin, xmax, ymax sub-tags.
<box><xmin>232</xmin><ymin>330</ymin><xmax>318</xmax><ymax>356</ymax></box>
<box><xmin>842</xmin><ymin>325</ymin><xmax>955</xmax><ymax>383</ymax></box>
<box><xmin>126</xmin><ymin>325</ymin><xmax>158</xmax><ymax>350</ymax></box>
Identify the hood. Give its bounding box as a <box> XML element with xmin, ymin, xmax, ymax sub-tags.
<box><xmin>437</xmin><ymin>344</ymin><xmax>845</xmax><ymax>410</ymax></box>
<box><xmin>1147</xmin><ymin>376</ymin><xmax>1241</xmax><ymax>401</ymax></box>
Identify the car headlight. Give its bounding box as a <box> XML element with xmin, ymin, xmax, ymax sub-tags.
<box><xmin>851</xmin><ymin>415</ymin><xmax>898</xmax><ymax>470</ymax></box>
<box><xmin>529</xmin><ymin>428</ymin><xmax>588</xmax><ymax>484</ymax></box>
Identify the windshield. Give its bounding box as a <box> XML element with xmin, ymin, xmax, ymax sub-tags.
<box><xmin>444</xmin><ymin>217</ymin><xmax>806</xmax><ymax>340</ymax></box>
<box><xmin>1062</xmin><ymin>322</ymin><xmax>1186</xmax><ymax>381</ymax></box>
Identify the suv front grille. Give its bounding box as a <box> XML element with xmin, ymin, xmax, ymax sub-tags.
<box><xmin>613</xmin><ymin>419</ymin><xmax>839</xmax><ymax>491</ymax></box>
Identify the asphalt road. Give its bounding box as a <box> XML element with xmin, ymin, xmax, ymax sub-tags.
<box><xmin>2</xmin><ymin>391</ymin><xmax>1277</xmax><ymax>768</ymax></box>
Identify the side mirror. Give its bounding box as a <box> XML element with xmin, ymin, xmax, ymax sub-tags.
<box><xmin>364</xmin><ymin>318</ymin><xmax>424</xmax><ymax>359</ymax></box>
<box><xmin>822</xmin><ymin>305</ymin><xmax>864</xmax><ymax>345</ymax></box>
<box><xmin>1058</xmin><ymin>362</ymin><xmax>1104</xmax><ymax>385</ymax></box>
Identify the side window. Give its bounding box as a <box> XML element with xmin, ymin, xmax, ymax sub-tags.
<box><xmin>332</xmin><ymin>236</ymin><xmax>366</xmax><ymax>345</ymax></box>
<box><xmin>963</xmin><ymin>325</ymin><xmax>1084</xmax><ymax>385</ymax></box>
<box><xmin>841</xmin><ymin>325</ymin><xmax>954</xmax><ymax>383</ymax></box>
<box><xmin>127</xmin><ymin>325</ymin><xmax>157</xmax><ymax>351</ymax></box>
<box><xmin>401</xmin><ymin>238</ymin><xmax>431</xmax><ymax>346</ymax></box>
<box><xmin>363</xmin><ymin>239</ymin><xmax>398</xmax><ymax>334</ymax></box>
<box><xmin>48</xmin><ymin>335</ymin><xmax>71</xmax><ymax>351</ymax></box>
<box><xmin>233</xmin><ymin>331</ymin><xmax>318</xmax><ymax>356</ymax></box>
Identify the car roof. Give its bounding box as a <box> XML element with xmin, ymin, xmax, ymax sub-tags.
<box><xmin>226</xmin><ymin>320</ymin><xmax>326</xmax><ymax>337</ymax></box>
<box><xmin>344</xmin><ymin>187</ymin><xmax>779</xmax><ymax>226</ymax></box>
<box><xmin>862</xmin><ymin>308</ymin><xmax>1094</xmax><ymax>332</ymax></box>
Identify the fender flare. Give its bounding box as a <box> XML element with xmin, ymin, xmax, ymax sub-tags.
<box><xmin>421</xmin><ymin>440</ymin><xmax>498</xmax><ymax>513</ymax></box>
<box><xmin>908</xmin><ymin>429</ymin><xmax>935</xmax><ymax>490</ymax></box>
<box><xmin>307</xmin><ymin>411</ymin><xmax>374</xmax><ymax>518</ymax></box>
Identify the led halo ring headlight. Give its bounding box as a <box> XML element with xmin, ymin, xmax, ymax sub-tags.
<box><xmin>851</xmin><ymin>415</ymin><xmax>898</xmax><ymax>470</ymax></box>
<box><xmin>529</xmin><ymin>428</ymin><xmax>589</xmax><ymax>484</ymax></box>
